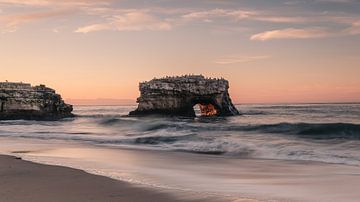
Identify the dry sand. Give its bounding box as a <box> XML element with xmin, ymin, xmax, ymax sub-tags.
<box><xmin>0</xmin><ymin>155</ymin><xmax>196</xmax><ymax>202</ymax></box>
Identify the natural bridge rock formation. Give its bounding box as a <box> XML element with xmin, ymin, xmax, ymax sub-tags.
<box><xmin>0</xmin><ymin>82</ymin><xmax>73</xmax><ymax>120</ymax></box>
<box><xmin>130</xmin><ymin>75</ymin><xmax>239</xmax><ymax>117</ymax></box>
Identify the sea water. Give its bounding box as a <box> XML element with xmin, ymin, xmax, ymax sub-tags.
<box><xmin>1</xmin><ymin>104</ymin><xmax>360</xmax><ymax>166</ymax></box>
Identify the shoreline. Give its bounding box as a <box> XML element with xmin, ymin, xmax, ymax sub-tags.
<box><xmin>1</xmin><ymin>137</ymin><xmax>360</xmax><ymax>201</ymax></box>
<box><xmin>0</xmin><ymin>154</ymin><xmax>220</xmax><ymax>202</ymax></box>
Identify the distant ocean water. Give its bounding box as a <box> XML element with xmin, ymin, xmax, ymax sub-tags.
<box><xmin>1</xmin><ymin>104</ymin><xmax>360</xmax><ymax>166</ymax></box>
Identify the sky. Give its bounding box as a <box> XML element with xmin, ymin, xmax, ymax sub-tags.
<box><xmin>0</xmin><ymin>0</ymin><xmax>359</xmax><ymax>104</ymax></box>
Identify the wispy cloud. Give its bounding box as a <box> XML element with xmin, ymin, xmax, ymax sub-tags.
<box><xmin>314</xmin><ymin>0</ymin><xmax>355</xmax><ymax>3</ymax></box>
<box><xmin>1</xmin><ymin>0</ymin><xmax>359</xmax><ymax>37</ymax></box>
<box><xmin>74</xmin><ymin>23</ymin><xmax>110</xmax><ymax>33</ymax></box>
<box><xmin>250</xmin><ymin>19</ymin><xmax>360</xmax><ymax>41</ymax></box>
<box><xmin>0</xmin><ymin>0</ymin><xmax>110</xmax><ymax>6</ymax></box>
<box><xmin>250</xmin><ymin>27</ymin><xmax>331</xmax><ymax>41</ymax></box>
<box><xmin>0</xmin><ymin>9</ymin><xmax>76</xmax><ymax>32</ymax></box>
<box><xmin>252</xmin><ymin>16</ymin><xmax>307</xmax><ymax>23</ymax></box>
<box><xmin>1</xmin><ymin>1</ymin><xmax>174</xmax><ymax>33</ymax></box>
<box><xmin>344</xmin><ymin>20</ymin><xmax>360</xmax><ymax>35</ymax></box>
<box><xmin>285</xmin><ymin>0</ymin><xmax>356</xmax><ymax>4</ymax></box>
<box><xmin>214</xmin><ymin>55</ymin><xmax>270</xmax><ymax>64</ymax></box>
<box><xmin>181</xmin><ymin>8</ymin><xmax>308</xmax><ymax>23</ymax></box>
<box><xmin>182</xmin><ymin>9</ymin><xmax>256</xmax><ymax>21</ymax></box>
<box><xmin>0</xmin><ymin>0</ymin><xmax>110</xmax><ymax>33</ymax></box>
<box><xmin>75</xmin><ymin>11</ymin><xmax>172</xmax><ymax>33</ymax></box>
<box><xmin>0</xmin><ymin>0</ymin><xmax>51</xmax><ymax>6</ymax></box>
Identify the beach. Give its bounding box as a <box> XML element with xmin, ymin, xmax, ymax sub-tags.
<box><xmin>0</xmin><ymin>154</ymin><xmax>193</xmax><ymax>202</ymax></box>
<box><xmin>1</xmin><ymin>137</ymin><xmax>360</xmax><ymax>202</ymax></box>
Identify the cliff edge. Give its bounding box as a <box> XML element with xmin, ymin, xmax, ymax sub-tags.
<box><xmin>0</xmin><ymin>82</ymin><xmax>73</xmax><ymax>120</ymax></box>
<box><xmin>129</xmin><ymin>75</ymin><xmax>239</xmax><ymax>117</ymax></box>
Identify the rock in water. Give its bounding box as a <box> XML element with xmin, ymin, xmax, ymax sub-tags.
<box><xmin>0</xmin><ymin>82</ymin><xmax>73</xmax><ymax>120</ymax></box>
<box><xmin>129</xmin><ymin>75</ymin><xmax>239</xmax><ymax>117</ymax></box>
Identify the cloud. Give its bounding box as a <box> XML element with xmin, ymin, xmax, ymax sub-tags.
<box><xmin>251</xmin><ymin>18</ymin><xmax>360</xmax><ymax>41</ymax></box>
<box><xmin>0</xmin><ymin>0</ymin><xmax>111</xmax><ymax>33</ymax></box>
<box><xmin>250</xmin><ymin>27</ymin><xmax>333</xmax><ymax>41</ymax></box>
<box><xmin>0</xmin><ymin>0</ymin><xmax>110</xmax><ymax>6</ymax></box>
<box><xmin>1</xmin><ymin>0</ymin><xmax>359</xmax><ymax>36</ymax></box>
<box><xmin>182</xmin><ymin>9</ymin><xmax>225</xmax><ymax>20</ymax></box>
<box><xmin>1</xmin><ymin>0</ymin><xmax>174</xmax><ymax>34</ymax></box>
<box><xmin>214</xmin><ymin>55</ymin><xmax>270</xmax><ymax>64</ymax></box>
<box><xmin>113</xmin><ymin>12</ymin><xmax>171</xmax><ymax>31</ymax></box>
<box><xmin>75</xmin><ymin>11</ymin><xmax>172</xmax><ymax>33</ymax></box>
<box><xmin>344</xmin><ymin>20</ymin><xmax>360</xmax><ymax>35</ymax></box>
<box><xmin>314</xmin><ymin>0</ymin><xmax>355</xmax><ymax>3</ymax></box>
<box><xmin>74</xmin><ymin>23</ymin><xmax>110</xmax><ymax>33</ymax></box>
<box><xmin>0</xmin><ymin>9</ymin><xmax>76</xmax><ymax>32</ymax></box>
<box><xmin>285</xmin><ymin>0</ymin><xmax>356</xmax><ymax>4</ymax></box>
<box><xmin>252</xmin><ymin>16</ymin><xmax>307</xmax><ymax>23</ymax></box>
<box><xmin>0</xmin><ymin>0</ymin><xmax>50</xmax><ymax>6</ymax></box>
<box><xmin>182</xmin><ymin>9</ymin><xmax>259</xmax><ymax>23</ymax></box>
<box><xmin>181</xmin><ymin>8</ymin><xmax>332</xmax><ymax>24</ymax></box>
<box><xmin>182</xmin><ymin>9</ymin><xmax>256</xmax><ymax>21</ymax></box>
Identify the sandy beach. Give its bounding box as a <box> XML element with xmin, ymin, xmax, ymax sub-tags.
<box><xmin>1</xmin><ymin>137</ymin><xmax>360</xmax><ymax>202</ymax></box>
<box><xmin>0</xmin><ymin>154</ymin><xmax>201</xmax><ymax>202</ymax></box>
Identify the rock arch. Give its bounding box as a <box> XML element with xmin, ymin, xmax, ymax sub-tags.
<box><xmin>129</xmin><ymin>75</ymin><xmax>239</xmax><ymax>117</ymax></box>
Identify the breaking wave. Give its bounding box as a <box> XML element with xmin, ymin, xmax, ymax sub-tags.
<box><xmin>93</xmin><ymin>117</ymin><xmax>360</xmax><ymax>140</ymax></box>
<box><xmin>240</xmin><ymin>122</ymin><xmax>360</xmax><ymax>140</ymax></box>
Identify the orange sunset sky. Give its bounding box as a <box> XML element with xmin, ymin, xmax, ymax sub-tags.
<box><xmin>1</xmin><ymin>0</ymin><xmax>359</xmax><ymax>104</ymax></box>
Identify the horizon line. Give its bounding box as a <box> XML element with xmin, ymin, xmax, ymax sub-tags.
<box><xmin>71</xmin><ymin>102</ymin><xmax>360</xmax><ymax>106</ymax></box>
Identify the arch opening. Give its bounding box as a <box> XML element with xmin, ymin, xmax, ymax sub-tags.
<box><xmin>193</xmin><ymin>103</ymin><xmax>218</xmax><ymax>117</ymax></box>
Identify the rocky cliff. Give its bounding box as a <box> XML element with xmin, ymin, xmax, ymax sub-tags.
<box><xmin>129</xmin><ymin>75</ymin><xmax>239</xmax><ymax>117</ymax></box>
<box><xmin>0</xmin><ymin>82</ymin><xmax>73</xmax><ymax>120</ymax></box>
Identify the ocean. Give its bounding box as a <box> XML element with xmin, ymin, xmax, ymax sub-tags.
<box><xmin>1</xmin><ymin>104</ymin><xmax>360</xmax><ymax>201</ymax></box>
<box><xmin>1</xmin><ymin>104</ymin><xmax>359</xmax><ymax>166</ymax></box>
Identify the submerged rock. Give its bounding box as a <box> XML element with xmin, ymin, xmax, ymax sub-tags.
<box><xmin>0</xmin><ymin>82</ymin><xmax>73</xmax><ymax>120</ymax></box>
<box><xmin>130</xmin><ymin>75</ymin><xmax>239</xmax><ymax>117</ymax></box>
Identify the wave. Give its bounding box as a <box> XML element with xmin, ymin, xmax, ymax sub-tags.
<box><xmin>1</xmin><ymin>119</ymin><xmax>360</xmax><ymax>166</ymax></box>
<box><xmin>92</xmin><ymin>115</ymin><xmax>360</xmax><ymax>140</ymax></box>
<box><xmin>241</xmin><ymin>122</ymin><xmax>360</xmax><ymax>140</ymax></box>
<box><xmin>134</xmin><ymin>134</ymin><xmax>197</xmax><ymax>145</ymax></box>
<box><xmin>76</xmin><ymin>114</ymin><xmax>125</xmax><ymax>119</ymax></box>
<box><xmin>1</xmin><ymin>104</ymin><xmax>360</xmax><ymax>167</ymax></box>
<box><xmin>174</xmin><ymin>141</ymin><xmax>257</xmax><ymax>156</ymax></box>
<box><xmin>237</xmin><ymin>108</ymin><xmax>275</xmax><ymax>115</ymax></box>
<box><xmin>97</xmin><ymin>117</ymin><xmax>139</xmax><ymax>126</ymax></box>
<box><xmin>0</xmin><ymin>119</ymin><xmax>68</xmax><ymax>126</ymax></box>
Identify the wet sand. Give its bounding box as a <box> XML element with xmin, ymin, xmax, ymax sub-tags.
<box><xmin>1</xmin><ymin>137</ymin><xmax>360</xmax><ymax>202</ymax></box>
<box><xmin>0</xmin><ymin>155</ymin><xmax>201</xmax><ymax>202</ymax></box>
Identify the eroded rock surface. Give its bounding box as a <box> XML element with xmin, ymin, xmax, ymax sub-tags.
<box><xmin>0</xmin><ymin>82</ymin><xmax>73</xmax><ymax>120</ymax></box>
<box><xmin>130</xmin><ymin>75</ymin><xmax>239</xmax><ymax>117</ymax></box>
